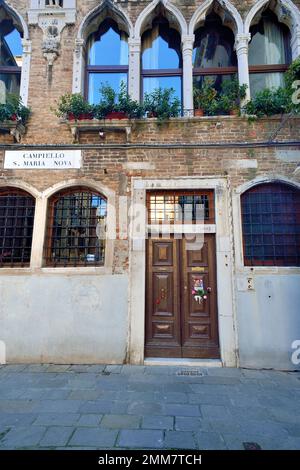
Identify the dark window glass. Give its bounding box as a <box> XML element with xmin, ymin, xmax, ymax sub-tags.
<box><xmin>192</xmin><ymin>14</ymin><xmax>237</xmax><ymax>99</ymax></box>
<box><xmin>241</xmin><ymin>183</ymin><xmax>300</xmax><ymax>266</ymax></box>
<box><xmin>249</xmin><ymin>10</ymin><xmax>292</xmax><ymax>95</ymax></box>
<box><xmin>0</xmin><ymin>13</ymin><xmax>22</xmax><ymax>98</ymax></box>
<box><xmin>45</xmin><ymin>1</ymin><xmax>63</xmax><ymax>6</ymax></box>
<box><xmin>45</xmin><ymin>188</ymin><xmax>107</xmax><ymax>266</ymax></box>
<box><xmin>86</xmin><ymin>19</ymin><xmax>128</xmax><ymax>104</ymax></box>
<box><xmin>0</xmin><ymin>189</ymin><xmax>35</xmax><ymax>267</ymax></box>
<box><xmin>141</xmin><ymin>16</ymin><xmax>182</xmax><ymax>104</ymax></box>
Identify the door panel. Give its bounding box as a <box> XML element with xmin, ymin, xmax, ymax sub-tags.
<box><xmin>145</xmin><ymin>239</ymin><xmax>181</xmax><ymax>357</ymax></box>
<box><xmin>181</xmin><ymin>235</ymin><xmax>220</xmax><ymax>358</ymax></box>
<box><xmin>145</xmin><ymin>235</ymin><xmax>219</xmax><ymax>358</ymax></box>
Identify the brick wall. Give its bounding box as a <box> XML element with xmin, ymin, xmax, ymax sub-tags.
<box><xmin>1</xmin><ymin>1</ymin><xmax>300</xmax><ymax>274</ymax></box>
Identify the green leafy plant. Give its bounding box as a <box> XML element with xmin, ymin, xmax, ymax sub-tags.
<box><xmin>143</xmin><ymin>87</ymin><xmax>180</xmax><ymax>121</ymax></box>
<box><xmin>218</xmin><ymin>78</ymin><xmax>247</xmax><ymax>115</ymax></box>
<box><xmin>284</xmin><ymin>57</ymin><xmax>300</xmax><ymax>114</ymax></box>
<box><xmin>244</xmin><ymin>87</ymin><xmax>290</xmax><ymax>118</ymax></box>
<box><xmin>117</xmin><ymin>81</ymin><xmax>144</xmax><ymax>118</ymax></box>
<box><xmin>0</xmin><ymin>94</ymin><xmax>31</xmax><ymax>124</ymax></box>
<box><xmin>93</xmin><ymin>82</ymin><xmax>144</xmax><ymax>119</ymax></box>
<box><xmin>193</xmin><ymin>78</ymin><xmax>217</xmax><ymax>115</ymax></box>
<box><xmin>54</xmin><ymin>93</ymin><xmax>94</xmax><ymax>120</ymax></box>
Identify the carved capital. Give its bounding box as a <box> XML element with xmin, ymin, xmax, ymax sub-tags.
<box><xmin>181</xmin><ymin>34</ymin><xmax>195</xmax><ymax>54</ymax></box>
<box><xmin>128</xmin><ymin>38</ymin><xmax>141</xmax><ymax>53</ymax></box>
<box><xmin>235</xmin><ymin>34</ymin><xmax>251</xmax><ymax>55</ymax></box>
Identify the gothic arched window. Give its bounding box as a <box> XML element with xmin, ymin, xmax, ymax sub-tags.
<box><xmin>249</xmin><ymin>10</ymin><xmax>292</xmax><ymax>96</ymax></box>
<box><xmin>141</xmin><ymin>16</ymin><xmax>182</xmax><ymax>103</ymax></box>
<box><xmin>86</xmin><ymin>19</ymin><xmax>129</xmax><ymax>104</ymax></box>
<box><xmin>193</xmin><ymin>13</ymin><xmax>237</xmax><ymax>95</ymax></box>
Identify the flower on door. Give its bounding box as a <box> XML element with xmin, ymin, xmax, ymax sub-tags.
<box><xmin>192</xmin><ymin>278</ymin><xmax>208</xmax><ymax>304</ymax></box>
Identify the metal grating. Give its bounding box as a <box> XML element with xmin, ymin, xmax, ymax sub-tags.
<box><xmin>45</xmin><ymin>189</ymin><xmax>107</xmax><ymax>267</ymax></box>
<box><xmin>147</xmin><ymin>191</ymin><xmax>214</xmax><ymax>225</ymax></box>
<box><xmin>242</xmin><ymin>183</ymin><xmax>300</xmax><ymax>266</ymax></box>
<box><xmin>0</xmin><ymin>189</ymin><xmax>35</xmax><ymax>267</ymax></box>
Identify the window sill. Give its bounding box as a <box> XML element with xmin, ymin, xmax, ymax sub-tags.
<box><xmin>236</xmin><ymin>266</ymin><xmax>300</xmax><ymax>275</ymax></box>
<box><xmin>65</xmin><ymin>118</ymin><xmax>133</xmax><ymax>143</ymax></box>
<box><xmin>0</xmin><ymin>266</ymin><xmax>113</xmax><ymax>275</ymax></box>
<box><xmin>0</xmin><ymin>121</ymin><xmax>26</xmax><ymax>143</ymax></box>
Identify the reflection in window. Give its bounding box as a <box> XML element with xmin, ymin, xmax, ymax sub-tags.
<box><xmin>141</xmin><ymin>16</ymin><xmax>182</xmax><ymax>103</ymax></box>
<box><xmin>249</xmin><ymin>10</ymin><xmax>291</xmax><ymax>96</ymax></box>
<box><xmin>0</xmin><ymin>189</ymin><xmax>35</xmax><ymax>267</ymax></box>
<box><xmin>193</xmin><ymin>13</ymin><xmax>237</xmax><ymax>95</ymax></box>
<box><xmin>86</xmin><ymin>19</ymin><xmax>128</xmax><ymax>104</ymax></box>
<box><xmin>241</xmin><ymin>183</ymin><xmax>300</xmax><ymax>266</ymax></box>
<box><xmin>0</xmin><ymin>11</ymin><xmax>23</xmax><ymax>102</ymax></box>
<box><xmin>147</xmin><ymin>191</ymin><xmax>214</xmax><ymax>224</ymax></box>
<box><xmin>45</xmin><ymin>188</ymin><xmax>107</xmax><ymax>266</ymax></box>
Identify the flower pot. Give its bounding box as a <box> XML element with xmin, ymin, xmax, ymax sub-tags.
<box><xmin>230</xmin><ymin>108</ymin><xmax>239</xmax><ymax>116</ymax></box>
<box><xmin>105</xmin><ymin>111</ymin><xmax>128</xmax><ymax>120</ymax></box>
<box><xmin>194</xmin><ymin>108</ymin><xmax>204</xmax><ymax>117</ymax></box>
<box><xmin>68</xmin><ymin>113</ymin><xmax>94</xmax><ymax>121</ymax></box>
<box><xmin>78</xmin><ymin>113</ymin><xmax>94</xmax><ymax>120</ymax></box>
<box><xmin>147</xmin><ymin>112</ymin><xmax>157</xmax><ymax>118</ymax></box>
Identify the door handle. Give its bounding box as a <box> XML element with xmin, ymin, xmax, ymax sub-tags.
<box><xmin>184</xmin><ymin>286</ymin><xmax>188</xmax><ymax>290</ymax></box>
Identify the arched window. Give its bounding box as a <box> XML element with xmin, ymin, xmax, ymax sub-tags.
<box><xmin>0</xmin><ymin>188</ymin><xmax>35</xmax><ymax>267</ymax></box>
<box><xmin>141</xmin><ymin>16</ymin><xmax>182</xmax><ymax>103</ymax></box>
<box><xmin>86</xmin><ymin>19</ymin><xmax>129</xmax><ymax>104</ymax></box>
<box><xmin>193</xmin><ymin>13</ymin><xmax>237</xmax><ymax>94</ymax></box>
<box><xmin>249</xmin><ymin>10</ymin><xmax>292</xmax><ymax>96</ymax></box>
<box><xmin>241</xmin><ymin>183</ymin><xmax>300</xmax><ymax>266</ymax></box>
<box><xmin>45</xmin><ymin>187</ymin><xmax>107</xmax><ymax>267</ymax></box>
<box><xmin>0</xmin><ymin>7</ymin><xmax>23</xmax><ymax>102</ymax></box>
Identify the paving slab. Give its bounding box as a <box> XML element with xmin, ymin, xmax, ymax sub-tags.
<box><xmin>0</xmin><ymin>364</ymin><xmax>299</xmax><ymax>450</ymax></box>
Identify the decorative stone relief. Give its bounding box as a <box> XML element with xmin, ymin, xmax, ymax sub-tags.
<box><xmin>28</xmin><ymin>1</ymin><xmax>76</xmax><ymax>68</ymax></box>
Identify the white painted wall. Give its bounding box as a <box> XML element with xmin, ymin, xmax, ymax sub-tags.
<box><xmin>236</xmin><ymin>274</ymin><xmax>300</xmax><ymax>371</ymax></box>
<box><xmin>0</xmin><ymin>274</ymin><xmax>128</xmax><ymax>364</ymax></box>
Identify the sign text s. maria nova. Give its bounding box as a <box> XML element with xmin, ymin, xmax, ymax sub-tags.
<box><xmin>4</xmin><ymin>150</ymin><xmax>82</xmax><ymax>169</ymax></box>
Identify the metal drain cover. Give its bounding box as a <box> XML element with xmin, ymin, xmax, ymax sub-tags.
<box><xmin>176</xmin><ymin>369</ymin><xmax>204</xmax><ymax>377</ymax></box>
<box><xmin>243</xmin><ymin>442</ymin><xmax>262</xmax><ymax>450</ymax></box>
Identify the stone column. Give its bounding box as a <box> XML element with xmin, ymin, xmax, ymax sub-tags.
<box><xmin>30</xmin><ymin>197</ymin><xmax>47</xmax><ymax>269</ymax></box>
<box><xmin>291</xmin><ymin>26</ymin><xmax>300</xmax><ymax>59</ymax></box>
<box><xmin>235</xmin><ymin>34</ymin><xmax>251</xmax><ymax>103</ymax></box>
<box><xmin>182</xmin><ymin>35</ymin><xmax>194</xmax><ymax>116</ymax></box>
<box><xmin>72</xmin><ymin>39</ymin><xmax>85</xmax><ymax>94</ymax></box>
<box><xmin>20</xmin><ymin>39</ymin><xmax>32</xmax><ymax>106</ymax></box>
<box><xmin>128</xmin><ymin>38</ymin><xmax>141</xmax><ymax>102</ymax></box>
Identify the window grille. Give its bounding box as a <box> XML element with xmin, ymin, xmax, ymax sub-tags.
<box><xmin>147</xmin><ymin>190</ymin><xmax>214</xmax><ymax>225</ymax></box>
<box><xmin>0</xmin><ymin>189</ymin><xmax>35</xmax><ymax>267</ymax></box>
<box><xmin>45</xmin><ymin>1</ymin><xmax>63</xmax><ymax>7</ymax></box>
<box><xmin>241</xmin><ymin>183</ymin><xmax>300</xmax><ymax>266</ymax></box>
<box><xmin>45</xmin><ymin>188</ymin><xmax>107</xmax><ymax>267</ymax></box>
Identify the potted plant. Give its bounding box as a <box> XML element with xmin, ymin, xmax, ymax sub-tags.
<box><xmin>143</xmin><ymin>87</ymin><xmax>180</xmax><ymax>121</ymax></box>
<box><xmin>54</xmin><ymin>93</ymin><xmax>94</xmax><ymax>120</ymax></box>
<box><xmin>219</xmin><ymin>78</ymin><xmax>247</xmax><ymax>115</ymax></box>
<box><xmin>0</xmin><ymin>94</ymin><xmax>31</xmax><ymax>124</ymax></box>
<box><xmin>193</xmin><ymin>79</ymin><xmax>217</xmax><ymax>116</ymax></box>
<box><xmin>117</xmin><ymin>81</ymin><xmax>144</xmax><ymax>119</ymax></box>
<box><xmin>94</xmin><ymin>82</ymin><xmax>143</xmax><ymax>120</ymax></box>
<box><xmin>243</xmin><ymin>87</ymin><xmax>290</xmax><ymax>118</ymax></box>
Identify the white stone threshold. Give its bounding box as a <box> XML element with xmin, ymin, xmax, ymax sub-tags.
<box><xmin>144</xmin><ymin>358</ymin><xmax>223</xmax><ymax>367</ymax></box>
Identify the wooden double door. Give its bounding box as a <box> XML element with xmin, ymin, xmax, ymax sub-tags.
<box><xmin>145</xmin><ymin>234</ymin><xmax>220</xmax><ymax>358</ymax></box>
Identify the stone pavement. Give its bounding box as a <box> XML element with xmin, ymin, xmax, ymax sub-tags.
<box><xmin>0</xmin><ymin>364</ymin><xmax>299</xmax><ymax>450</ymax></box>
